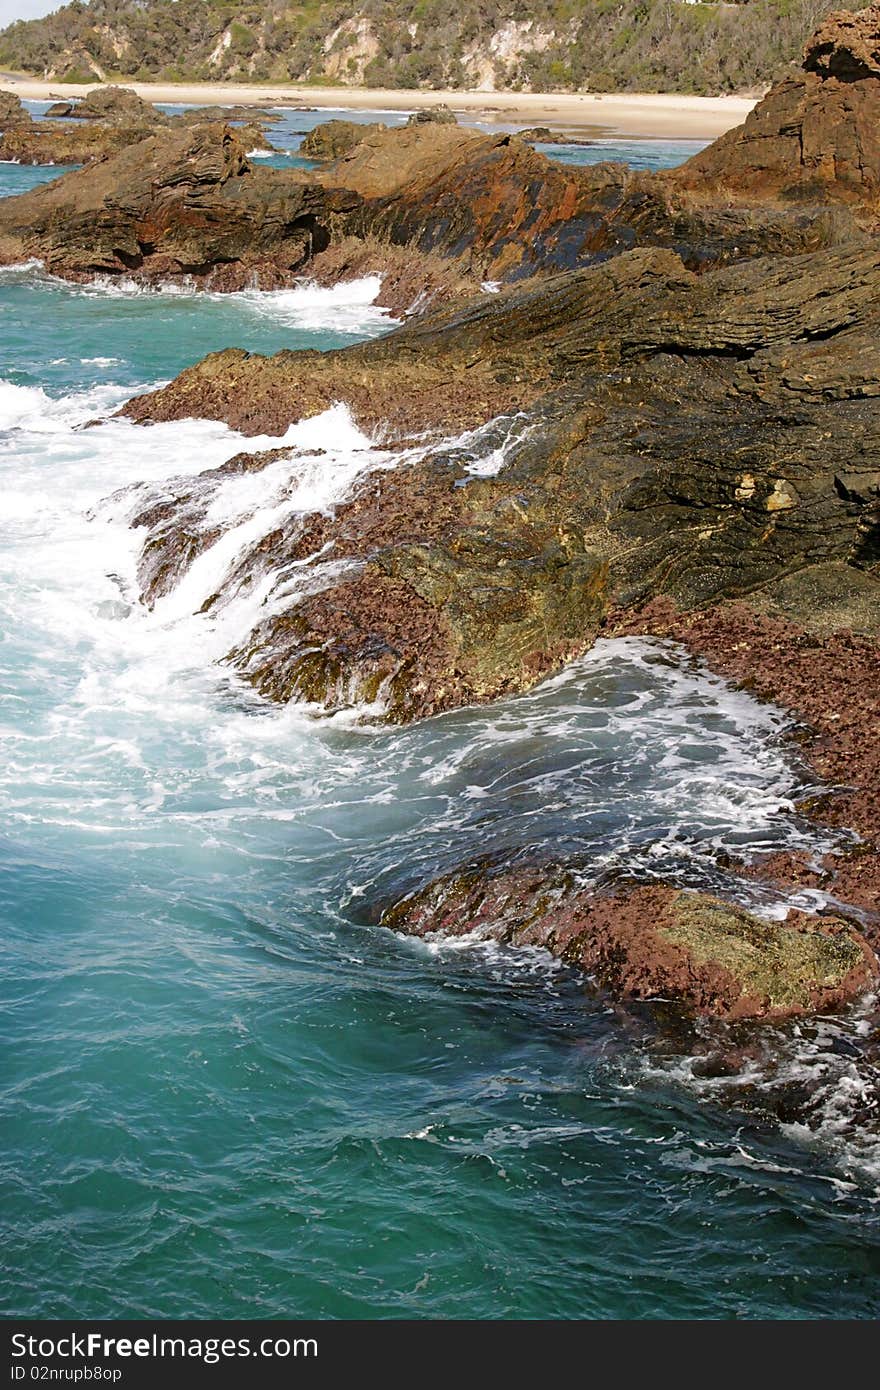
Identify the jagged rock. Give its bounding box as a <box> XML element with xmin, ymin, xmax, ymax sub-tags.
<box><xmin>406</xmin><ymin>104</ymin><xmax>457</xmax><ymax>126</ymax></box>
<box><xmin>299</xmin><ymin>119</ymin><xmax>387</xmax><ymax>161</ymax></box>
<box><xmin>119</xmin><ymin>241</ymin><xmax>880</xmax><ymax>721</ymax></box>
<box><xmin>0</xmin><ymin>91</ymin><xmax>26</xmax><ymax>127</ymax></box>
<box><xmin>677</xmin><ymin>3</ymin><xmax>880</xmax><ymax>207</ymax></box>
<box><xmin>380</xmin><ymin>872</ymin><xmax>878</xmax><ymax>1020</ymax></box>
<box><xmin>805</xmin><ymin>3</ymin><xmax>880</xmax><ymax>78</ymax></box>
<box><xmin>0</xmin><ymin>123</ymin><xmax>347</xmax><ymax>285</ymax></box>
<box><xmin>0</xmin><ymin>115</ymin><xmax>162</xmax><ymax>166</ymax></box>
<box><xmin>1</xmin><ymin>112</ymin><xmax>854</xmax><ymax>284</ymax></box>
<box><xmin>323</xmin><ymin>122</ymin><xmax>853</xmax><ymax>278</ymax></box>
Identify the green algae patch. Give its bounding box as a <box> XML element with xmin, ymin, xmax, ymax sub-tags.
<box><xmin>660</xmin><ymin>892</ymin><xmax>878</xmax><ymax>1020</ymax></box>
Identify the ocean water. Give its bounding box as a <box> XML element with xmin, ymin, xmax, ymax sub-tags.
<box><xmin>1</xmin><ymin>160</ymin><xmax>879</xmax><ymax>1319</ymax></box>
<box><xmin>20</xmin><ymin>97</ymin><xmax>706</xmax><ymax>173</ymax></box>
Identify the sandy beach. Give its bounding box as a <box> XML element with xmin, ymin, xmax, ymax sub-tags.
<box><xmin>0</xmin><ymin>75</ymin><xmax>756</xmax><ymax>139</ymax></box>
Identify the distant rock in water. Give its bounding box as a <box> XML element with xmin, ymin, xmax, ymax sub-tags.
<box><xmin>381</xmin><ymin>870</ymin><xmax>879</xmax><ymax>1021</ymax></box>
<box><xmin>517</xmin><ymin>126</ymin><xmax>593</xmax><ymax>146</ymax></box>
<box><xmin>300</xmin><ymin>119</ymin><xmax>387</xmax><ymax>161</ymax></box>
<box><xmin>69</xmin><ymin>84</ymin><xmax>157</xmax><ymax>122</ymax></box>
<box><xmin>677</xmin><ymin>2</ymin><xmax>880</xmax><ymax>206</ymax></box>
<box><xmin>406</xmin><ymin>104</ymin><xmax>457</xmax><ymax>126</ymax></box>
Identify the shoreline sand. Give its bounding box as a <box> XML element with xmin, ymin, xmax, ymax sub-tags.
<box><xmin>0</xmin><ymin>76</ymin><xmax>756</xmax><ymax>139</ymax></box>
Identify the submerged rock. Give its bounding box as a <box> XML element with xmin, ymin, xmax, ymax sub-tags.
<box><xmin>382</xmin><ymin>870</ymin><xmax>878</xmax><ymax>1020</ymax></box>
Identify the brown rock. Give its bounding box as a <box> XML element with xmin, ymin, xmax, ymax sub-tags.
<box><xmin>677</xmin><ymin>4</ymin><xmax>880</xmax><ymax>208</ymax></box>
<box><xmin>381</xmin><ymin>872</ymin><xmax>878</xmax><ymax>1021</ymax></box>
<box><xmin>300</xmin><ymin>118</ymin><xmax>388</xmax><ymax>161</ymax></box>
<box><xmin>0</xmin><ymin>91</ymin><xmax>26</xmax><ymax>126</ymax></box>
<box><xmin>804</xmin><ymin>3</ymin><xmax>880</xmax><ymax>79</ymax></box>
<box><xmin>0</xmin><ymin>122</ymin><xmax>353</xmax><ymax>286</ymax></box>
<box><xmin>71</xmin><ymin>85</ymin><xmax>158</xmax><ymax>122</ymax></box>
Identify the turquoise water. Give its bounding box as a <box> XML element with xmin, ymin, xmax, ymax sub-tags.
<box><xmin>532</xmin><ymin>137</ymin><xmax>706</xmax><ymax>170</ymax></box>
<box><xmin>0</xmin><ymin>161</ymin><xmax>79</xmax><ymax>196</ymax></box>
<box><xmin>1</xmin><ymin>159</ymin><xmax>879</xmax><ymax>1319</ymax></box>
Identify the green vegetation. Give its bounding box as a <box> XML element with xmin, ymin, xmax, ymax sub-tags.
<box><xmin>0</xmin><ymin>0</ymin><xmax>837</xmax><ymax>94</ymax></box>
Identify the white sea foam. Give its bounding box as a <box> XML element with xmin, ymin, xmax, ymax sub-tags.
<box><xmin>634</xmin><ymin>995</ymin><xmax>880</xmax><ymax>1192</ymax></box>
<box><xmin>62</xmin><ymin>269</ymin><xmax>398</xmax><ymax>334</ymax></box>
<box><xmin>1</xmin><ymin>260</ymin><xmax>398</xmax><ymax>337</ymax></box>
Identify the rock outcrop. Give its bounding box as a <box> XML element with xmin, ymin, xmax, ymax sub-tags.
<box><xmin>4</xmin><ymin>14</ymin><xmax>878</xmax><ymax>1021</ymax></box>
<box><xmin>677</xmin><ymin>3</ymin><xmax>880</xmax><ymax>209</ymax></box>
<box><xmin>120</xmin><ymin>240</ymin><xmax>880</xmax><ymax>722</ymax></box>
<box><xmin>0</xmin><ymin>86</ymin><xmax>273</xmax><ymax>168</ymax></box>
<box><xmin>0</xmin><ymin>90</ymin><xmax>25</xmax><ymax>126</ymax></box>
<box><xmin>0</xmin><ymin>100</ymin><xmax>858</xmax><ymax>288</ymax></box>
<box><xmin>0</xmin><ymin>123</ymin><xmax>346</xmax><ymax>286</ymax></box>
<box><xmin>299</xmin><ymin>118</ymin><xmax>387</xmax><ymax>162</ymax></box>
<box><xmin>380</xmin><ymin>872</ymin><xmax>878</xmax><ymax>1020</ymax></box>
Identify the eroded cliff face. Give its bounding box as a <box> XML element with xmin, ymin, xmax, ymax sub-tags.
<box><xmin>677</xmin><ymin>4</ymin><xmax>880</xmax><ymax>211</ymax></box>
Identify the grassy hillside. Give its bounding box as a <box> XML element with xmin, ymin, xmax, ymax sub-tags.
<box><xmin>0</xmin><ymin>0</ymin><xmax>835</xmax><ymax>95</ymax></box>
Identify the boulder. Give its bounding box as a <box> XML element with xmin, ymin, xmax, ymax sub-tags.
<box><xmin>299</xmin><ymin>119</ymin><xmax>387</xmax><ymax>161</ymax></box>
<box><xmin>73</xmin><ymin>84</ymin><xmax>157</xmax><ymax>122</ymax></box>
<box><xmin>406</xmin><ymin>104</ymin><xmax>457</xmax><ymax>126</ymax></box>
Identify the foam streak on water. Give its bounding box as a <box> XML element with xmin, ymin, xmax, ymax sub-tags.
<box><xmin>1</xmin><ymin>233</ymin><xmax>879</xmax><ymax>1321</ymax></box>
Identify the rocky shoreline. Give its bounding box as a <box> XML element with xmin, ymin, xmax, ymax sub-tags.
<box><xmin>2</xmin><ymin>9</ymin><xmax>879</xmax><ymax>1025</ymax></box>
